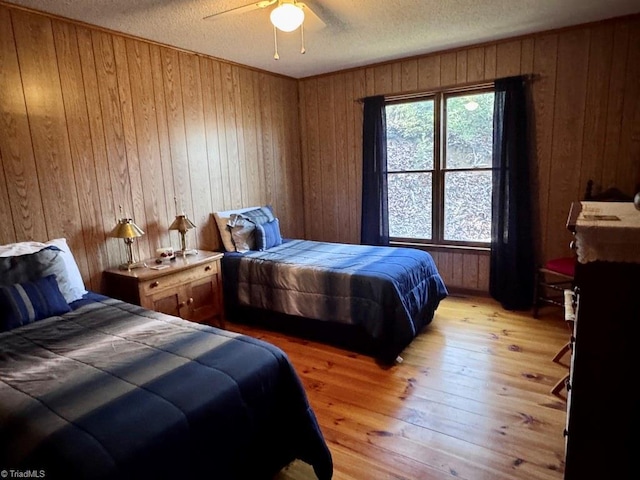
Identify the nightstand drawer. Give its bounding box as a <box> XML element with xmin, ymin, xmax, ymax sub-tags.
<box><xmin>139</xmin><ymin>260</ymin><xmax>217</xmax><ymax>296</ymax></box>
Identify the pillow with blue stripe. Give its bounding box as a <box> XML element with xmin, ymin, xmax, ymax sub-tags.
<box><xmin>0</xmin><ymin>274</ymin><xmax>71</xmax><ymax>332</ymax></box>
<box><xmin>255</xmin><ymin>218</ymin><xmax>283</xmax><ymax>251</ymax></box>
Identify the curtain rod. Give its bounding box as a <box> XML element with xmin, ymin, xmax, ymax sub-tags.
<box><xmin>354</xmin><ymin>73</ymin><xmax>539</xmax><ymax>103</ymax></box>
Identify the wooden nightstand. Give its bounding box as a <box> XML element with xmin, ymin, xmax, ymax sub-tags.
<box><xmin>104</xmin><ymin>250</ymin><xmax>225</xmax><ymax>328</ymax></box>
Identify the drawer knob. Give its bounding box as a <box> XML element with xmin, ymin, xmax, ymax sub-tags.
<box><xmin>151</xmin><ymin>281</ymin><xmax>159</xmax><ymax>288</ymax></box>
<box><xmin>187</xmin><ymin>297</ymin><xmax>194</xmax><ymax>305</ymax></box>
<box><xmin>205</xmin><ymin>265</ymin><xmax>212</xmax><ymax>271</ymax></box>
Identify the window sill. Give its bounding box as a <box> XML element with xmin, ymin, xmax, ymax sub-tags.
<box><xmin>390</xmin><ymin>241</ymin><xmax>490</xmax><ymax>255</ymax></box>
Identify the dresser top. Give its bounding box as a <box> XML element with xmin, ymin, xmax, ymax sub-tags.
<box><xmin>568</xmin><ymin>202</ymin><xmax>640</xmax><ymax>264</ymax></box>
<box><xmin>104</xmin><ymin>250</ymin><xmax>223</xmax><ymax>279</ymax></box>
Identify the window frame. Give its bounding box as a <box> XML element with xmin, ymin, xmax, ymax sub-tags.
<box><xmin>386</xmin><ymin>84</ymin><xmax>495</xmax><ymax>249</ymax></box>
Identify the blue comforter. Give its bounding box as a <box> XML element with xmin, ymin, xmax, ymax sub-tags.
<box><xmin>223</xmin><ymin>240</ymin><xmax>448</xmax><ymax>363</ymax></box>
<box><xmin>0</xmin><ymin>295</ymin><xmax>332</xmax><ymax>480</ymax></box>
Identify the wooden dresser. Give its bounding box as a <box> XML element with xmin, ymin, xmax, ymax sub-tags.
<box><xmin>104</xmin><ymin>250</ymin><xmax>224</xmax><ymax>327</ymax></box>
<box><xmin>564</xmin><ymin>201</ymin><xmax>640</xmax><ymax>480</ymax></box>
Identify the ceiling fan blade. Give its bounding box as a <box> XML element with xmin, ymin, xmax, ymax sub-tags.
<box><xmin>203</xmin><ymin>0</ymin><xmax>276</xmax><ymax>20</ymax></box>
<box><xmin>297</xmin><ymin>2</ymin><xmax>327</xmax><ymax>29</ymax></box>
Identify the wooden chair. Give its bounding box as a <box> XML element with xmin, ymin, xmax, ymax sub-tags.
<box><xmin>532</xmin><ymin>256</ymin><xmax>575</xmax><ymax>319</ymax></box>
<box><xmin>534</xmin><ymin>180</ymin><xmax>633</xmax><ymax>319</ymax></box>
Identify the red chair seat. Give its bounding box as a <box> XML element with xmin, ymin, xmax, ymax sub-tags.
<box><xmin>544</xmin><ymin>257</ymin><xmax>575</xmax><ymax>277</ymax></box>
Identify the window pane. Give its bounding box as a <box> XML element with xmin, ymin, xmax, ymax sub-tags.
<box><xmin>388</xmin><ymin>172</ymin><xmax>432</xmax><ymax>239</ymax></box>
<box><xmin>386</xmin><ymin>100</ymin><xmax>434</xmax><ymax>171</ymax></box>
<box><xmin>445</xmin><ymin>92</ymin><xmax>494</xmax><ymax>169</ymax></box>
<box><xmin>444</xmin><ymin>171</ymin><xmax>492</xmax><ymax>242</ymax></box>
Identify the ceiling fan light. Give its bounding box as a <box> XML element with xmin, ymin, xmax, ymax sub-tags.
<box><xmin>270</xmin><ymin>3</ymin><xmax>305</xmax><ymax>32</ymax></box>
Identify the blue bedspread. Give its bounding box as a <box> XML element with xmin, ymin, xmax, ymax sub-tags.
<box><xmin>223</xmin><ymin>240</ymin><xmax>448</xmax><ymax>363</ymax></box>
<box><xmin>0</xmin><ymin>296</ymin><xmax>332</xmax><ymax>480</ymax></box>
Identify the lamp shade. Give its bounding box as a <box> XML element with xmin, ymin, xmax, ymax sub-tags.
<box><xmin>110</xmin><ymin>218</ymin><xmax>145</xmax><ymax>239</ymax></box>
<box><xmin>270</xmin><ymin>2</ymin><xmax>304</xmax><ymax>32</ymax></box>
<box><xmin>168</xmin><ymin>215</ymin><xmax>196</xmax><ymax>233</ymax></box>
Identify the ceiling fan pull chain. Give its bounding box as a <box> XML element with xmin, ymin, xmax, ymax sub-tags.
<box><xmin>273</xmin><ymin>25</ymin><xmax>280</xmax><ymax>60</ymax></box>
<box><xmin>300</xmin><ymin>21</ymin><xmax>306</xmax><ymax>54</ymax></box>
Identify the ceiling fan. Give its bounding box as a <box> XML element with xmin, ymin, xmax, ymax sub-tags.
<box><xmin>203</xmin><ymin>0</ymin><xmax>326</xmax><ymax>60</ymax></box>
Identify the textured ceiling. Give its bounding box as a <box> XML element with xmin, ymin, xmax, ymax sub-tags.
<box><xmin>4</xmin><ymin>0</ymin><xmax>640</xmax><ymax>79</ymax></box>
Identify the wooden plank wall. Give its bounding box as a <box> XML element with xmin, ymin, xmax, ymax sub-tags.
<box><xmin>0</xmin><ymin>4</ymin><xmax>303</xmax><ymax>292</ymax></box>
<box><xmin>298</xmin><ymin>15</ymin><xmax>640</xmax><ymax>294</ymax></box>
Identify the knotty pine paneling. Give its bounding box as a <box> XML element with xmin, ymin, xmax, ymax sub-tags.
<box><xmin>0</xmin><ymin>4</ymin><xmax>303</xmax><ymax>292</ymax></box>
<box><xmin>299</xmin><ymin>14</ymin><xmax>640</xmax><ymax>294</ymax></box>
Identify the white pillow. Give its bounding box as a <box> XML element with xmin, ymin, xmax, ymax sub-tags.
<box><xmin>213</xmin><ymin>206</ymin><xmax>260</xmax><ymax>252</ymax></box>
<box><xmin>0</xmin><ymin>238</ymin><xmax>87</xmax><ymax>302</ymax></box>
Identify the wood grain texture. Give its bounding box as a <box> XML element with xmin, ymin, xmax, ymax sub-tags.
<box><xmin>125</xmin><ymin>39</ymin><xmax>170</xmax><ymax>254</ymax></box>
<box><xmin>545</xmin><ymin>29</ymin><xmax>590</xmax><ymax>261</ymax></box>
<box><xmin>1</xmin><ymin>2</ymin><xmax>638</xmax><ymax>297</ymax></box>
<box><xmin>179</xmin><ymin>52</ymin><xmax>214</xmax><ymax>251</ymax></box>
<box><xmin>114</xmin><ymin>35</ymin><xmax>150</xmax><ymax>262</ymax></box>
<box><xmin>530</xmin><ymin>33</ymin><xmax>558</xmax><ymax>267</ymax></box>
<box><xmin>0</xmin><ymin>3</ymin><xmax>304</xmax><ymax>288</ymax></box>
<box><xmin>13</xmin><ymin>10</ymin><xmax>87</xmax><ymax>263</ymax></box>
<box><xmin>232</xmin><ymin>294</ymin><xmax>569</xmax><ymax>480</ymax></box>
<box><xmin>52</xmin><ymin>19</ymin><xmax>106</xmax><ymax>290</ymax></box>
<box><xmin>0</xmin><ymin>7</ymin><xmax>46</xmax><ymax>244</ymax></box>
<box><xmin>578</xmin><ymin>24</ymin><xmax>614</xmax><ymax>196</ymax></box>
<box><xmin>602</xmin><ymin>22</ymin><xmax>630</xmax><ymax>190</ymax></box>
<box><xmin>76</xmin><ymin>26</ymin><xmax>121</xmax><ymax>276</ymax></box>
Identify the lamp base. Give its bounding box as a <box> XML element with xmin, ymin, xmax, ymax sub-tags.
<box><xmin>119</xmin><ymin>260</ymin><xmax>148</xmax><ymax>271</ymax></box>
<box><xmin>175</xmin><ymin>249</ymin><xmax>198</xmax><ymax>257</ymax></box>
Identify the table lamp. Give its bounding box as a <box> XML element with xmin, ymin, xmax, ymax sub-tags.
<box><xmin>169</xmin><ymin>213</ymin><xmax>197</xmax><ymax>256</ymax></box>
<box><xmin>110</xmin><ymin>216</ymin><xmax>147</xmax><ymax>271</ymax></box>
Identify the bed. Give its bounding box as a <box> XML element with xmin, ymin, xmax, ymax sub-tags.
<box><xmin>217</xmin><ymin>209</ymin><xmax>448</xmax><ymax>364</ymax></box>
<box><xmin>0</xmin><ymin>240</ymin><xmax>333</xmax><ymax>480</ymax></box>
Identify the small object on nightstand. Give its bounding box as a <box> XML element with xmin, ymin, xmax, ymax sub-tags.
<box><xmin>634</xmin><ymin>191</ymin><xmax>640</xmax><ymax>211</ymax></box>
<box><xmin>156</xmin><ymin>247</ymin><xmax>176</xmax><ymax>262</ymax></box>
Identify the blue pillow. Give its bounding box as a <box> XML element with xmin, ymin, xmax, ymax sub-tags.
<box><xmin>255</xmin><ymin>218</ymin><xmax>283</xmax><ymax>251</ymax></box>
<box><xmin>0</xmin><ymin>274</ymin><xmax>71</xmax><ymax>332</ymax></box>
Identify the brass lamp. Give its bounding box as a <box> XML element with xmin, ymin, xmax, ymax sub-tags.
<box><xmin>110</xmin><ymin>217</ymin><xmax>147</xmax><ymax>271</ymax></box>
<box><xmin>169</xmin><ymin>214</ymin><xmax>197</xmax><ymax>256</ymax></box>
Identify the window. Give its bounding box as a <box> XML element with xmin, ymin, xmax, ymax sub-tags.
<box><xmin>386</xmin><ymin>88</ymin><xmax>494</xmax><ymax>246</ymax></box>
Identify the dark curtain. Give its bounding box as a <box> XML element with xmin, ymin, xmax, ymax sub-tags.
<box><xmin>360</xmin><ymin>95</ymin><xmax>389</xmax><ymax>246</ymax></box>
<box><xmin>490</xmin><ymin>76</ymin><xmax>534</xmax><ymax>310</ymax></box>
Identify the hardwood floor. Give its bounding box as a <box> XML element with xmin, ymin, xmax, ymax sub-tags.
<box><xmin>227</xmin><ymin>295</ymin><xmax>570</xmax><ymax>480</ymax></box>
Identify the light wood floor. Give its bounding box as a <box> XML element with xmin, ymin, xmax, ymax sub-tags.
<box><xmin>227</xmin><ymin>295</ymin><xmax>570</xmax><ymax>480</ymax></box>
